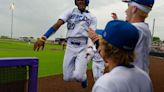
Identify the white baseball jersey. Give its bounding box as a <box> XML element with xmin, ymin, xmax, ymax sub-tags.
<box><xmin>132</xmin><ymin>22</ymin><xmax>152</xmax><ymax>73</ymax></box>
<box><xmin>59</xmin><ymin>8</ymin><xmax>97</xmax><ymax>38</ymax></box>
<box><xmin>59</xmin><ymin>8</ymin><xmax>97</xmax><ymax>82</ymax></box>
<box><xmin>92</xmin><ymin>66</ymin><xmax>153</xmax><ymax>92</ymax></box>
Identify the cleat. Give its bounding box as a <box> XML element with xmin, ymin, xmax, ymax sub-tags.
<box><xmin>81</xmin><ymin>79</ymin><xmax>88</xmax><ymax>88</ymax></box>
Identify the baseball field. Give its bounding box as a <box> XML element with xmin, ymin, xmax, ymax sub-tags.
<box><xmin>0</xmin><ymin>39</ymin><xmax>164</xmax><ymax>92</ymax></box>
<box><xmin>0</xmin><ymin>39</ymin><xmax>65</xmax><ymax>77</ymax></box>
<box><xmin>0</xmin><ymin>39</ymin><xmax>92</xmax><ymax>77</ymax></box>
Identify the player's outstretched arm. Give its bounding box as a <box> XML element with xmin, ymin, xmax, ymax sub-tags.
<box><xmin>87</xmin><ymin>28</ymin><xmax>99</xmax><ymax>43</ymax></box>
<box><xmin>33</xmin><ymin>19</ymin><xmax>64</xmax><ymax>51</ymax></box>
<box><xmin>87</xmin><ymin>28</ymin><xmax>100</xmax><ymax>49</ymax></box>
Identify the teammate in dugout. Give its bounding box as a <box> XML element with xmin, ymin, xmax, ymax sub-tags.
<box><xmin>111</xmin><ymin>0</ymin><xmax>155</xmax><ymax>73</ymax></box>
<box><xmin>88</xmin><ymin>20</ymin><xmax>153</xmax><ymax>92</ymax></box>
<box><xmin>33</xmin><ymin>0</ymin><xmax>97</xmax><ymax>88</ymax></box>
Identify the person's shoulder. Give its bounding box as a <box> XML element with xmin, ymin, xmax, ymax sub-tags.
<box><xmin>134</xmin><ymin>66</ymin><xmax>149</xmax><ymax>76</ymax></box>
<box><xmin>132</xmin><ymin>22</ymin><xmax>146</xmax><ymax>25</ymax></box>
<box><xmin>63</xmin><ymin>7</ymin><xmax>76</xmax><ymax>13</ymax></box>
<box><xmin>87</xmin><ymin>11</ymin><xmax>96</xmax><ymax>17</ymax></box>
<box><xmin>132</xmin><ymin>22</ymin><xmax>150</xmax><ymax>34</ymax></box>
<box><xmin>132</xmin><ymin>22</ymin><xmax>149</xmax><ymax>29</ymax></box>
<box><xmin>94</xmin><ymin>73</ymin><xmax>117</xmax><ymax>91</ymax></box>
<box><xmin>96</xmin><ymin>73</ymin><xmax>116</xmax><ymax>84</ymax></box>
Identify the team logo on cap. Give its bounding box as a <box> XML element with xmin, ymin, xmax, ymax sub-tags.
<box><xmin>103</xmin><ymin>31</ymin><xmax>107</xmax><ymax>38</ymax></box>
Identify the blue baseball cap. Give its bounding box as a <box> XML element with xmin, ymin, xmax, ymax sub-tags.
<box><xmin>122</xmin><ymin>0</ymin><xmax>154</xmax><ymax>8</ymax></box>
<box><xmin>101</xmin><ymin>20</ymin><xmax>139</xmax><ymax>51</ymax></box>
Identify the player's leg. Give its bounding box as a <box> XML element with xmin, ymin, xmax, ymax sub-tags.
<box><xmin>92</xmin><ymin>61</ymin><xmax>105</xmax><ymax>81</ymax></box>
<box><xmin>63</xmin><ymin>45</ymin><xmax>77</xmax><ymax>81</ymax></box>
<box><xmin>73</xmin><ymin>49</ymin><xmax>88</xmax><ymax>81</ymax></box>
<box><xmin>97</xmin><ymin>61</ymin><xmax>105</xmax><ymax>79</ymax></box>
<box><xmin>73</xmin><ymin>49</ymin><xmax>89</xmax><ymax>88</ymax></box>
<box><xmin>92</xmin><ymin>52</ymin><xmax>105</xmax><ymax>81</ymax></box>
<box><xmin>92</xmin><ymin>61</ymin><xmax>99</xmax><ymax>81</ymax></box>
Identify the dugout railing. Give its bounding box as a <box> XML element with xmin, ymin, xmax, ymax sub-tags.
<box><xmin>0</xmin><ymin>57</ymin><xmax>38</xmax><ymax>92</ymax></box>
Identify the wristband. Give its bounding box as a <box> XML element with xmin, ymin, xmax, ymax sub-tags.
<box><xmin>95</xmin><ymin>40</ymin><xmax>99</xmax><ymax>49</ymax></box>
<box><xmin>43</xmin><ymin>27</ymin><xmax>56</xmax><ymax>38</ymax></box>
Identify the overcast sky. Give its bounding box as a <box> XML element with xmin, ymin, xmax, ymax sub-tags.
<box><xmin>0</xmin><ymin>0</ymin><xmax>164</xmax><ymax>40</ymax></box>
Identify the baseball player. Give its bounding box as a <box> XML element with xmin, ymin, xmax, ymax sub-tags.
<box><xmin>86</xmin><ymin>31</ymin><xmax>105</xmax><ymax>82</ymax></box>
<box><xmin>33</xmin><ymin>0</ymin><xmax>97</xmax><ymax>88</ymax></box>
<box><xmin>111</xmin><ymin>0</ymin><xmax>154</xmax><ymax>73</ymax></box>
<box><xmin>88</xmin><ymin>20</ymin><xmax>153</xmax><ymax>92</ymax></box>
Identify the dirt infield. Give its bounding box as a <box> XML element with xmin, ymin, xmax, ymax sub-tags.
<box><xmin>149</xmin><ymin>56</ymin><xmax>164</xmax><ymax>92</ymax></box>
<box><xmin>38</xmin><ymin>56</ymin><xmax>164</xmax><ymax>92</ymax></box>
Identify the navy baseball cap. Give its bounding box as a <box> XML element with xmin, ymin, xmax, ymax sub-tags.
<box><xmin>101</xmin><ymin>20</ymin><xmax>139</xmax><ymax>51</ymax></box>
<box><xmin>122</xmin><ymin>0</ymin><xmax>154</xmax><ymax>8</ymax></box>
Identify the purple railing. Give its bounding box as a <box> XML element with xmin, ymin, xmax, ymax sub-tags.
<box><xmin>0</xmin><ymin>57</ymin><xmax>38</xmax><ymax>92</ymax></box>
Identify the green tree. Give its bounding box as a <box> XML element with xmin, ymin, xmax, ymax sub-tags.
<box><xmin>0</xmin><ymin>36</ymin><xmax>10</xmax><ymax>39</ymax></box>
<box><xmin>153</xmin><ymin>36</ymin><xmax>160</xmax><ymax>43</ymax></box>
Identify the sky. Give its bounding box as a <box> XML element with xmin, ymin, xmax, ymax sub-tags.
<box><xmin>0</xmin><ymin>0</ymin><xmax>164</xmax><ymax>40</ymax></box>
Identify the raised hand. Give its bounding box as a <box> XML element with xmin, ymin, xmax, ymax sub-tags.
<box><xmin>111</xmin><ymin>13</ymin><xmax>118</xmax><ymax>20</ymax></box>
<box><xmin>87</xmin><ymin>28</ymin><xmax>99</xmax><ymax>43</ymax></box>
<box><xmin>33</xmin><ymin>38</ymin><xmax>45</xmax><ymax>51</ymax></box>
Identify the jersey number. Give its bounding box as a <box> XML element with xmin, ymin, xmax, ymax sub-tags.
<box><xmin>67</xmin><ymin>22</ymin><xmax>75</xmax><ymax>30</ymax></box>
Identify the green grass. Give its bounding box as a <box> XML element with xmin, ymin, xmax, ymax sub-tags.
<box><xmin>0</xmin><ymin>39</ymin><xmax>64</xmax><ymax>77</ymax></box>
<box><xmin>0</xmin><ymin>39</ymin><xmax>92</xmax><ymax>78</ymax></box>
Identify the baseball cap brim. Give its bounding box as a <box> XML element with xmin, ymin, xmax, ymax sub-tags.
<box><xmin>122</xmin><ymin>0</ymin><xmax>132</xmax><ymax>2</ymax></box>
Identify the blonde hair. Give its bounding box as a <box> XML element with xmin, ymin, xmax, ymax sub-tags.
<box><xmin>99</xmin><ymin>38</ymin><xmax>135</xmax><ymax>65</ymax></box>
<box><xmin>137</xmin><ymin>9</ymin><xmax>148</xmax><ymax>18</ymax></box>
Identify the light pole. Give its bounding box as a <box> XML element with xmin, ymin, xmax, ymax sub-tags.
<box><xmin>152</xmin><ymin>18</ymin><xmax>155</xmax><ymax>41</ymax></box>
<box><xmin>10</xmin><ymin>3</ymin><xmax>15</xmax><ymax>38</ymax></box>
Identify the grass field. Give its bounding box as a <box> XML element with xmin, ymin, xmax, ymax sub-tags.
<box><xmin>0</xmin><ymin>39</ymin><xmax>92</xmax><ymax>78</ymax></box>
<box><xmin>0</xmin><ymin>39</ymin><xmax>65</xmax><ymax>77</ymax></box>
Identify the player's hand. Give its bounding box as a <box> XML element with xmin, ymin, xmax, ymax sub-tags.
<box><xmin>111</xmin><ymin>13</ymin><xmax>118</xmax><ymax>20</ymax></box>
<box><xmin>87</xmin><ymin>28</ymin><xmax>99</xmax><ymax>43</ymax></box>
<box><xmin>33</xmin><ymin>38</ymin><xmax>45</xmax><ymax>51</ymax></box>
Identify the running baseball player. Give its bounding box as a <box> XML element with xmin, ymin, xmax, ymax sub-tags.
<box><xmin>88</xmin><ymin>20</ymin><xmax>153</xmax><ymax>92</ymax></box>
<box><xmin>33</xmin><ymin>0</ymin><xmax>97</xmax><ymax>88</ymax></box>
<box><xmin>111</xmin><ymin>0</ymin><xmax>155</xmax><ymax>73</ymax></box>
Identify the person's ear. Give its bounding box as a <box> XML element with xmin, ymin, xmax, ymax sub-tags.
<box><xmin>104</xmin><ymin>63</ymin><xmax>109</xmax><ymax>73</ymax></box>
<box><xmin>132</xmin><ymin>6</ymin><xmax>138</xmax><ymax>13</ymax></box>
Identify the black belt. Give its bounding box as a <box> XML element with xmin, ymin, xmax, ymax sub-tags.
<box><xmin>71</xmin><ymin>42</ymin><xmax>81</xmax><ymax>45</ymax></box>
